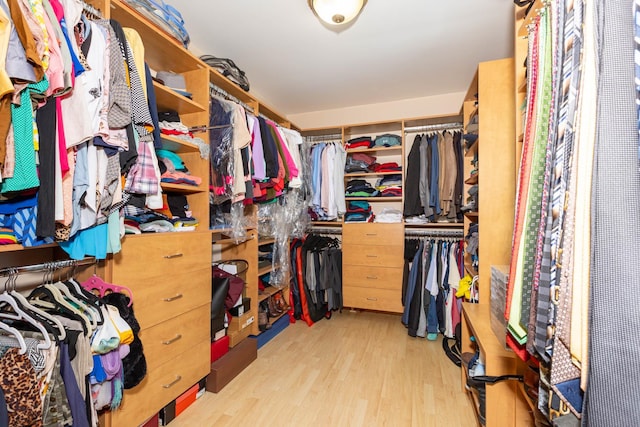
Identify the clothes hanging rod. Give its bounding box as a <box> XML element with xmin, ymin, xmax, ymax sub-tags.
<box><xmin>0</xmin><ymin>257</ymin><xmax>98</xmax><ymax>278</ymax></box>
<box><xmin>81</xmin><ymin>0</ymin><xmax>103</xmax><ymax>19</ymax></box>
<box><xmin>209</xmin><ymin>83</ymin><xmax>255</xmax><ymax>113</ymax></box>
<box><xmin>304</xmin><ymin>134</ymin><xmax>343</xmax><ymax>143</ymax></box>
<box><xmin>404</xmin><ymin>122</ymin><xmax>464</xmax><ymax>133</ymax></box>
<box><xmin>306</xmin><ymin>226</ymin><xmax>343</xmax><ymax>235</ymax></box>
<box><xmin>404</xmin><ymin>228</ymin><xmax>464</xmax><ymax>238</ymax></box>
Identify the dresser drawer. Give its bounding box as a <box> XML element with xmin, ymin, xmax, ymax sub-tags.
<box><xmin>343</xmin><ymin>265</ymin><xmax>403</xmax><ymax>290</ymax></box>
<box><xmin>343</xmin><ymin>286</ymin><xmax>403</xmax><ymax>313</ymax></box>
<box><xmin>126</xmin><ymin>267</ymin><xmax>211</xmax><ymax>329</ymax></box>
<box><xmin>342</xmin><ymin>244</ymin><xmax>403</xmax><ymax>268</ymax></box>
<box><xmin>342</xmin><ymin>223</ymin><xmax>403</xmax><ymax>246</ymax></box>
<box><xmin>138</xmin><ymin>304</ymin><xmax>210</xmax><ymax>371</ymax></box>
<box><xmin>112</xmin><ymin>232</ymin><xmax>210</xmax><ymax>283</ymax></box>
<box><xmin>110</xmin><ymin>341</ymin><xmax>210</xmax><ymax>427</ymax></box>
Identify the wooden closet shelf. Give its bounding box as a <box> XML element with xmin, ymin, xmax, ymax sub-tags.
<box><xmin>404</xmin><ymin>222</ymin><xmax>463</xmax><ymax>228</ymax></box>
<box><xmin>109</xmin><ymin>0</ymin><xmax>200</xmax><ymax>73</ymax></box>
<box><xmin>160</xmin><ymin>183</ymin><xmax>206</xmax><ymax>194</ymax></box>
<box><xmin>258</xmin><ymin>285</ymin><xmax>286</xmax><ymax>303</ymax></box>
<box><xmin>310</xmin><ymin>221</ymin><xmax>342</xmax><ymax>226</ymax></box>
<box><xmin>0</xmin><ymin>242</ymin><xmax>58</xmax><ymax>253</ymax></box>
<box><xmin>462</xmin><ymin>303</ymin><xmax>513</xmax><ymax>359</ymax></box>
<box><xmin>517</xmin><ymin>79</ymin><xmax>527</xmax><ymax>94</ymax></box>
<box><xmin>346</xmin><ymin>146</ymin><xmax>402</xmax><ymax>155</ymax></box>
<box><xmin>464</xmin><ymin>262</ymin><xmax>478</xmax><ymax>277</ymax></box>
<box><xmin>258</xmin><ymin>263</ymin><xmax>281</xmax><ymax>276</ymax></box>
<box><xmin>518</xmin><ymin>382</ymin><xmax>537</xmax><ymax>414</ymax></box>
<box><xmin>258</xmin><ymin>237</ymin><xmax>275</xmax><ymax>246</ymax></box>
<box><xmin>160</xmin><ymin>135</ymin><xmax>201</xmax><ymax>153</ymax></box>
<box><xmin>464</xmin><ymin>211</ymin><xmax>479</xmax><ymax>220</ymax></box>
<box><xmin>153</xmin><ymin>82</ymin><xmax>207</xmax><ymax>115</ymax></box>
<box><xmin>344</xmin><ymin>171</ymin><xmax>402</xmax><ymax>177</ymax></box>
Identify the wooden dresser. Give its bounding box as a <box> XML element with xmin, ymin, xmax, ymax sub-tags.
<box><xmin>342</xmin><ymin>223</ymin><xmax>404</xmax><ymax>313</ymax></box>
<box><xmin>102</xmin><ymin>232</ymin><xmax>211</xmax><ymax>427</ymax></box>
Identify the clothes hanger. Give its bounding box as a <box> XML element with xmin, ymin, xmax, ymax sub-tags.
<box><xmin>5</xmin><ymin>268</ymin><xmax>67</xmax><ymax>341</ymax></box>
<box><xmin>81</xmin><ymin>275</ymin><xmax>134</xmax><ymax>307</ymax></box>
<box><xmin>0</xmin><ymin>321</ymin><xmax>28</xmax><ymax>354</ymax></box>
<box><xmin>53</xmin><ymin>281</ymin><xmax>98</xmax><ymax>331</ymax></box>
<box><xmin>0</xmin><ymin>291</ymin><xmax>52</xmax><ymax>350</ymax></box>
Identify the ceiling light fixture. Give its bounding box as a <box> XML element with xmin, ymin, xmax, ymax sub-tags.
<box><xmin>308</xmin><ymin>0</ymin><xmax>367</xmax><ymax>26</ymax></box>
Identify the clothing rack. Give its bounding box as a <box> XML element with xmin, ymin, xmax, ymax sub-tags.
<box><xmin>403</xmin><ymin>122</ymin><xmax>464</xmax><ymax>134</ymax></box>
<box><xmin>404</xmin><ymin>228</ymin><xmax>464</xmax><ymax>238</ymax></box>
<box><xmin>306</xmin><ymin>226</ymin><xmax>343</xmax><ymax>235</ymax></box>
<box><xmin>209</xmin><ymin>83</ymin><xmax>255</xmax><ymax>113</ymax></box>
<box><xmin>80</xmin><ymin>0</ymin><xmax>103</xmax><ymax>19</ymax></box>
<box><xmin>0</xmin><ymin>257</ymin><xmax>98</xmax><ymax>279</ymax></box>
<box><xmin>304</xmin><ymin>134</ymin><xmax>343</xmax><ymax>144</ymax></box>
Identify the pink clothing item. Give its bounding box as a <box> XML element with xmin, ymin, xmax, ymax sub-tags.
<box><xmin>55</xmin><ymin>97</ymin><xmax>69</xmax><ymax>175</ymax></box>
<box><xmin>60</xmin><ymin>148</ymin><xmax>74</xmax><ymax>226</ymax></box>
<box><xmin>41</xmin><ymin>5</ymin><xmax>64</xmax><ymax>95</ymax></box>
<box><xmin>268</xmin><ymin>121</ymin><xmax>298</xmax><ymax>179</ymax></box>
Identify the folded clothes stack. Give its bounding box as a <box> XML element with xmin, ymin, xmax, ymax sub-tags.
<box><xmin>157</xmin><ymin>150</ymin><xmax>202</xmax><ymax>186</ymax></box>
<box><xmin>369</xmin><ymin>162</ymin><xmax>401</xmax><ymax>172</ymax></box>
<box><xmin>345</xmin><ymin>153</ymin><xmax>376</xmax><ymax>173</ymax></box>
<box><xmin>373</xmin><ymin>133</ymin><xmax>401</xmax><ymax>147</ymax></box>
<box><xmin>345</xmin><ymin>136</ymin><xmax>373</xmax><ymax>150</ymax></box>
<box><xmin>345</xmin><ymin>179</ymin><xmax>378</xmax><ymax>197</ymax></box>
<box><xmin>375</xmin><ymin>174</ymin><xmax>402</xmax><ymax>197</ymax></box>
<box><xmin>344</xmin><ymin>201</ymin><xmax>374</xmax><ymax>223</ymax></box>
<box><xmin>374</xmin><ymin>208</ymin><xmax>403</xmax><ymax>223</ymax></box>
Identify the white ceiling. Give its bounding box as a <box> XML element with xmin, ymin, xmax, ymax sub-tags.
<box><xmin>164</xmin><ymin>0</ymin><xmax>515</xmax><ymax>116</ymax></box>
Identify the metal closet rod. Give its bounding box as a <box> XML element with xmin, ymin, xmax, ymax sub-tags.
<box><xmin>0</xmin><ymin>257</ymin><xmax>98</xmax><ymax>278</ymax></box>
<box><xmin>404</xmin><ymin>122</ymin><xmax>464</xmax><ymax>133</ymax></box>
<box><xmin>404</xmin><ymin>228</ymin><xmax>464</xmax><ymax>238</ymax></box>
<box><xmin>81</xmin><ymin>0</ymin><xmax>103</xmax><ymax>19</ymax></box>
<box><xmin>209</xmin><ymin>83</ymin><xmax>255</xmax><ymax>114</ymax></box>
<box><xmin>304</xmin><ymin>134</ymin><xmax>343</xmax><ymax>143</ymax></box>
<box><xmin>306</xmin><ymin>226</ymin><xmax>343</xmax><ymax>235</ymax></box>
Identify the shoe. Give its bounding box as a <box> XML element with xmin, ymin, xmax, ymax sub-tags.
<box><xmin>274</xmin><ymin>292</ymin><xmax>289</xmax><ymax>312</ymax></box>
<box><xmin>267</xmin><ymin>296</ymin><xmax>281</xmax><ymax>317</ymax></box>
<box><xmin>258</xmin><ymin>303</ymin><xmax>271</xmax><ymax>332</ymax></box>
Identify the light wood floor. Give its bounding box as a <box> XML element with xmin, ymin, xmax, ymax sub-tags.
<box><xmin>171</xmin><ymin>310</ymin><xmax>476</xmax><ymax>427</ymax></box>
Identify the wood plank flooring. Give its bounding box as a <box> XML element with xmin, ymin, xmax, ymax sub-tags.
<box><xmin>171</xmin><ymin>310</ymin><xmax>476</xmax><ymax>427</ymax></box>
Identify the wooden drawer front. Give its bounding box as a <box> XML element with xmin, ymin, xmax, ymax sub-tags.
<box><xmin>343</xmin><ymin>265</ymin><xmax>402</xmax><ymax>290</ymax></box>
<box><xmin>138</xmin><ymin>304</ymin><xmax>210</xmax><ymax>371</ymax></box>
<box><xmin>110</xmin><ymin>342</ymin><xmax>210</xmax><ymax>427</ymax></box>
<box><xmin>112</xmin><ymin>232</ymin><xmax>210</xmax><ymax>283</ymax></box>
<box><xmin>127</xmin><ymin>267</ymin><xmax>211</xmax><ymax>329</ymax></box>
<box><xmin>342</xmin><ymin>244</ymin><xmax>403</xmax><ymax>268</ymax></box>
<box><xmin>343</xmin><ymin>286</ymin><xmax>403</xmax><ymax>313</ymax></box>
<box><xmin>342</xmin><ymin>223</ymin><xmax>404</xmax><ymax>246</ymax></box>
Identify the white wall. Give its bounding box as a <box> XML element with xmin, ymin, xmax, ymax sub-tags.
<box><xmin>287</xmin><ymin>92</ymin><xmax>466</xmax><ymax>129</ymax></box>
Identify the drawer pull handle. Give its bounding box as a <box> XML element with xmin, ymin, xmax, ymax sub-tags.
<box><xmin>366</xmin><ymin>255</ymin><xmax>378</xmax><ymax>258</ymax></box>
<box><xmin>162</xmin><ymin>334</ymin><xmax>183</xmax><ymax>345</ymax></box>
<box><xmin>366</xmin><ymin>276</ymin><xmax>378</xmax><ymax>280</ymax></box>
<box><xmin>162</xmin><ymin>376</ymin><xmax>182</xmax><ymax>389</ymax></box>
<box><xmin>163</xmin><ymin>294</ymin><xmax>184</xmax><ymax>302</ymax></box>
<box><xmin>366</xmin><ymin>233</ymin><xmax>377</xmax><ymax>236</ymax></box>
<box><xmin>366</xmin><ymin>297</ymin><xmax>378</xmax><ymax>301</ymax></box>
<box><xmin>164</xmin><ymin>253</ymin><xmax>184</xmax><ymax>259</ymax></box>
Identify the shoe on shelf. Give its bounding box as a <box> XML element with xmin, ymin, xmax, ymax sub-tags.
<box><xmin>274</xmin><ymin>292</ymin><xmax>289</xmax><ymax>312</ymax></box>
<box><xmin>258</xmin><ymin>304</ymin><xmax>271</xmax><ymax>332</ymax></box>
<box><xmin>267</xmin><ymin>296</ymin><xmax>281</xmax><ymax>317</ymax></box>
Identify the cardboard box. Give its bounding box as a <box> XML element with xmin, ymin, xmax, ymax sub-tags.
<box><xmin>141</xmin><ymin>413</ymin><xmax>159</xmax><ymax>427</ymax></box>
<box><xmin>159</xmin><ymin>400</ymin><xmax>176</xmax><ymax>426</ymax></box>
<box><xmin>228</xmin><ymin>310</ymin><xmax>255</xmax><ymax>333</ymax></box>
<box><xmin>175</xmin><ymin>384</ymin><xmax>199</xmax><ymax>417</ymax></box>
<box><xmin>206</xmin><ymin>337</ymin><xmax>257</xmax><ymax>393</ymax></box>
<box><xmin>211</xmin><ymin>335</ymin><xmax>229</xmax><ymax>362</ymax></box>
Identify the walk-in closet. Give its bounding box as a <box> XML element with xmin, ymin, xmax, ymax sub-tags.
<box><xmin>0</xmin><ymin>0</ymin><xmax>637</xmax><ymax>426</ymax></box>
